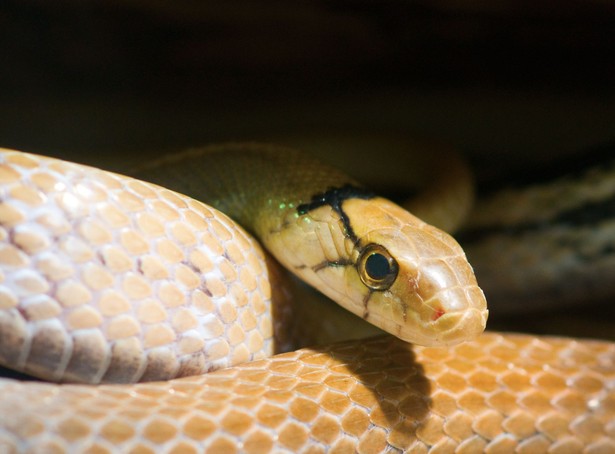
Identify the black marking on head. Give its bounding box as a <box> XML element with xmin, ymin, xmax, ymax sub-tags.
<box><xmin>298</xmin><ymin>185</ymin><xmax>401</xmax><ymax>295</ymax></box>
<box><xmin>312</xmin><ymin>259</ymin><xmax>353</xmax><ymax>272</ymax></box>
<box><xmin>297</xmin><ymin>185</ymin><xmax>376</xmax><ymax>245</ymax></box>
<box><xmin>362</xmin><ymin>290</ymin><xmax>373</xmax><ymax>319</ymax></box>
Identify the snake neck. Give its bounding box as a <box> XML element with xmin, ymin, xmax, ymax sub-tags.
<box><xmin>134</xmin><ymin>143</ymin><xmax>362</xmax><ymax>237</ymax></box>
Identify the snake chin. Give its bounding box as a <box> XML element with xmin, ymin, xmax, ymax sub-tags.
<box><xmin>423</xmin><ymin>306</ymin><xmax>489</xmax><ymax>347</ymax></box>
<box><xmin>372</xmin><ymin>301</ymin><xmax>488</xmax><ymax>347</ymax></box>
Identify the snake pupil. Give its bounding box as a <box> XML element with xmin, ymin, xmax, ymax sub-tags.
<box><xmin>358</xmin><ymin>244</ymin><xmax>398</xmax><ymax>290</ymax></box>
<box><xmin>365</xmin><ymin>253</ymin><xmax>390</xmax><ymax>280</ymax></box>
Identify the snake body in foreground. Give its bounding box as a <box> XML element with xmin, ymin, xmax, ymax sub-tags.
<box><xmin>0</xmin><ymin>146</ymin><xmax>613</xmax><ymax>452</ymax></box>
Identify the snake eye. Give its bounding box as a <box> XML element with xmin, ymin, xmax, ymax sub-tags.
<box><xmin>358</xmin><ymin>244</ymin><xmax>398</xmax><ymax>290</ymax></box>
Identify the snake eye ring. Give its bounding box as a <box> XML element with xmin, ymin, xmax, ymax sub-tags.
<box><xmin>357</xmin><ymin>244</ymin><xmax>399</xmax><ymax>290</ymax></box>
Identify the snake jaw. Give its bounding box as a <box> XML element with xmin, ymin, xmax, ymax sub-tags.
<box><xmin>366</xmin><ymin>279</ymin><xmax>488</xmax><ymax>347</ymax></box>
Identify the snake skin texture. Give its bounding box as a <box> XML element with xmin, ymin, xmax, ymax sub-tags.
<box><xmin>0</xmin><ymin>149</ymin><xmax>283</xmax><ymax>383</ymax></box>
<box><xmin>1</xmin><ymin>333</ymin><xmax>614</xmax><ymax>453</ymax></box>
<box><xmin>0</xmin><ymin>148</ymin><xmax>613</xmax><ymax>452</ymax></box>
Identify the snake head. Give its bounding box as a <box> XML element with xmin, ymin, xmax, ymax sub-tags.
<box><xmin>344</xmin><ymin>198</ymin><xmax>488</xmax><ymax>346</ymax></box>
<box><xmin>265</xmin><ymin>193</ymin><xmax>488</xmax><ymax>347</ymax></box>
<box><xmin>340</xmin><ymin>197</ymin><xmax>488</xmax><ymax>346</ymax></box>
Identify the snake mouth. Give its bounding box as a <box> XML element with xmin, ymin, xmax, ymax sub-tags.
<box><xmin>392</xmin><ymin>307</ymin><xmax>488</xmax><ymax>347</ymax></box>
<box><xmin>367</xmin><ymin>290</ymin><xmax>488</xmax><ymax>347</ymax></box>
<box><xmin>435</xmin><ymin>307</ymin><xmax>489</xmax><ymax>345</ymax></box>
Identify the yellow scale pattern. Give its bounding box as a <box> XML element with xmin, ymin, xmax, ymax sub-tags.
<box><xmin>0</xmin><ymin>333</ymin><xmax>613</xmax><ymax>453</ymax></box>
<box><xmin>0</xmin><ymin>150</ymin><xmax>274</xmax><ymax>383</ymax></box>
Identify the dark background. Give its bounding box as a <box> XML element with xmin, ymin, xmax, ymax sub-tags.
<box><xmin>1</xmin><ymin>0</ymin><xmax>614</xmax><ymax>183</ymax></box>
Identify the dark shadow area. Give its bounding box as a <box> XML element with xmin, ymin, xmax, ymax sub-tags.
<box><xmin>312</xmin><ymin>335</ymin><xmax>432</xmax><ymax>432</ymax></box>
<box><xmin>0</xmin><ymin>1</ymin><xmax>613</xmax><ymax>176</ymax></box>
<box><xmin>487</xmin><ymin>300</ymin><xmax>615</xmax><ymax>342</ymax></box>
<box><xmin>2</xmin><ymin>1</ymin><xmax>614</xmax><ymax>100</ymax></box>
<box><xmin>0</xmin><ymin>365</ymin><xmax>40</xmax><ymax>381</ymax></box>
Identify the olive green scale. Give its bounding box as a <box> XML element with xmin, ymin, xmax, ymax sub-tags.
<box><xmin>134</xmin><ymin>143</ymin><xmax>360</xmax><ymax>241</ymax></box>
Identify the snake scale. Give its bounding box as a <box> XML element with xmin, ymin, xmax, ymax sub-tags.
<box><xmin>0</xmin><ymin>144</ymin><xmax>613</xmax><ymax>453</ymax></box>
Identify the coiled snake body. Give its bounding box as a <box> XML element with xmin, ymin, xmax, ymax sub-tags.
<box><xmin>0</xmin><ymin>145</ymin><xmax>613</xmax><ymax>453</ymax></box>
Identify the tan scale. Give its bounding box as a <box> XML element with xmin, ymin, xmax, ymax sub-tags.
<box><xmin>0</xmin><ymin>145</ymin><xmax>612</xmax><ymax>452</ymax></box>
<box><xmin>0</xmin><ymin>148</ymin><xmax>278</xmax><ymax>384</ymax></box>
<box><xmin>0</xmin><ymin>333</ymin><xmax>598</xmax><ymax>453</ymax></box>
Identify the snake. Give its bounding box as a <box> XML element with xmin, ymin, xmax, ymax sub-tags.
<box><xmin>0</xmin><ymin>143</ymin><xmax>613</xmax><ymax>453</ymax></box>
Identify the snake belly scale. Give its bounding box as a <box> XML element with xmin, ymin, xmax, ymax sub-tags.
<box><xmin>0</xmin><ymin>145</ymin><xmax>613</xmax><ymax>453</ymax></box>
